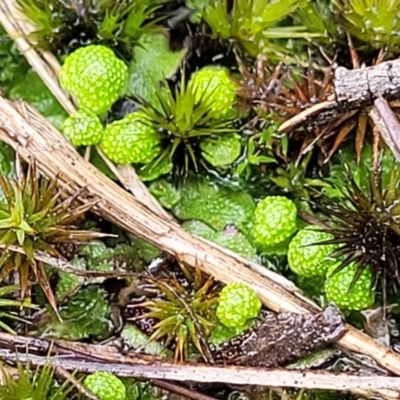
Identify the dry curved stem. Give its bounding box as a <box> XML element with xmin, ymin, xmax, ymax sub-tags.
<box><xmin>0</xmin><ymin>243</ymin><xmax>134</xmax><ymax>278</ymax></box>
<box><xmin>0</xmin><ymin>332</ymin><xmax>400</xmax><ymax>398</ymax></box>
<box><xmin>0</xmin><ymin>97</ymin><xmax>400</xmax><ymax>387</ymax></box>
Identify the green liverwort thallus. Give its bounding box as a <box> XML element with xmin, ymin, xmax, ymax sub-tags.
<box><xmin>325</xmin><ymin>262</ymin><xmax>375</xmax><ymax>311</ymax></box>
<box><xmin>83</xmin><ymin>371</ymin><xmax>126</xmax><ymax>400</ymax></box>
<box><xmin>216</xmin><ymin>282</ymin><xmax>261</xmax><ymax>328</ymax></box>
<box><xmin>60</xmin><ymin>44</ymin><xmax>128</xmax><ymax>114</ymax></box>
<box><xmin>288</xmin><ymin>226</ymin><xmax>337</xmax><ymax>277</ymax></box>
<box><xmin>99</xmin><ymin>111</ymin><xmax>162</xmax><ymax>165</ymax></box>
<box><xmin>253</xmin><ymin>196</ymin><xmax>297</xmax><ymax>249</ymax></box>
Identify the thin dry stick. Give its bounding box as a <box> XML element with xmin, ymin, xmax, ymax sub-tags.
<box><xmin>0</xmin><ymin>348</ymin><xmax>399</xmax><ymax>397</ymax></box>
<box><xmin>0</xmin><ymin>243</ymin><xmax>135</xmax><ymax>278</ymax></box>
<box><xmin>0</xmin><ymin>0</ymin><xmax>304</xmax><ymax>295</ymax></box>
<box><xmin>0</xmin><ymin>332</ymin><xmax>400</xmax><ymax>400</ymax></box>
<box><xmin>0</xmin><ymin>98</ymin><xmax>400</xmax><ymax>381</ymax></box>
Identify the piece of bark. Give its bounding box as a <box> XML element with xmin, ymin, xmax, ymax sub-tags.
<box><xmin>280</xmin><ymin>59</ymin><xmax>400</xmax><ymax>133</ymax></box>
<box><xmin>211</xmin><ymin>304</ymin><xmax>346</xmax><ymax>367</ymax></box>
<box><xmin>0</xmin><ymin>97</ymin><xmax>400</xmax><ymax>378</ymax></box>
<box><xmin>334</xmin><ymin>61</ymin><xmax>400</xmax><ymax>109</ymax></box>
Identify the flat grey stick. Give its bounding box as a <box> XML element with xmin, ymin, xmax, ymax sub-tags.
<box><xmin>1</xmin><ymin>349</ymin><xmax>400</xmax><ymax>397</ymax></box>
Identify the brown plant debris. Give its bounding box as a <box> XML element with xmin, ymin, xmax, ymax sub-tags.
<box><xmin>210</xmin><ymin>304</ymin><xmax>347</xmax><ymax>367</ymax></box>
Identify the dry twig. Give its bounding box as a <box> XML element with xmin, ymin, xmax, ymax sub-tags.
<box><xmin>0</xmin><ymin>333</ymin><xmax>399</xmax><ymax>397</ymax></box>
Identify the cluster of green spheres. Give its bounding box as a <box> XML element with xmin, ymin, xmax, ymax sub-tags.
<box><xmin>252</xmin><ymin>196</ymin><xmax>374</xmax><ymax>311</ymax></box>
<box><xmin>60</xmin><ymin>44</ymin><xmax>239</xmax><ymax>169</ymax></box>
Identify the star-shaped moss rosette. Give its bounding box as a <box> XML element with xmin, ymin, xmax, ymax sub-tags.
<box><xmin>0</xmin><ymin>284</ymin><xmax>38</xmax><ymax>334</ymax></box>
<box><xmin>135</xmin><ymin>66</ymin><xmax>241</xmax><ymax>174</ymax></box>
<box><xmin>203</xmin><ymin>0</ymin><xmax>320</xmax><ymax>59</ymax></box>
<box><xmin>0</xmin><ymin>361</ymin><xmax>75</xmax><ymax>400</ymax></box>
<box><xmin>330</xmin><ymin>0</ymin><xmax>400</xmax><ymax>53</ymax></box>
<box><xmin>0</xmin><ymin>155</ymin><xmax>107</xmax><ymax>315</ymax></box>
<box><xmin>132</xmin><ymin>263</ymin><xmax>219</xmax><ymax>362</ymax></box>
<box><xmin>313</xmin><ymin>153</ymin><xmax>400</xmax><ymax>305</ymax></box>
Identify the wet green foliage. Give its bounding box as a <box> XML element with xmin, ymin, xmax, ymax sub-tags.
<box><xmin>203</xmin><ymin>0</ymin><xmax>320</xmax><ymax>58</ymax></box>
<box><xmin>0</xmin><ymin>361</ymin><xmax>76</xmax><ymax>400</ymax></box>
<box><xmin>42</xmin><ymin>286</ymin><xmax>112</xmax><ymax>341</ymax></box>
<box><xmin>16</xmin><ymin>0</ymin><xmax>169</xmax><ymax>56</ymax></box>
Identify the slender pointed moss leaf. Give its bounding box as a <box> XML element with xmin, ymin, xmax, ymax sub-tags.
<box><xmin>137</xmin><ymin>152</ymin><xmax>173</xmax><ymax>182</ymax></box>
<box><xmin>172</xmin><ymin>177</ymin><xmax>255</xmax><ymax>232</ymax></box>
<box><xmin>127</xmin><ymin>31</ymin><xmax>187</xmax><ymax>107</ymax></box>
<box><xmin>8</xmin><ymin>70</ymin><xmax>67</xmax><ymax>129</ymax></box>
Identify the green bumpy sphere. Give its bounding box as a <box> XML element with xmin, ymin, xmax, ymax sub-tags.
<box><xmin>253</xmin><ymin>196</ymin><xmax>297</xmax><ymax>249</ymax></box>
<box><xmin>83</xmin><ymin>371</ymin><xmax>126</xmax><ymax>400</ymax></box>
<box><xmin>325</xmin><ymin>263</ymin><xmax>375</xmax><ymax>311</ymax></box>
<box><xmin>288</xmin><ymin>226</ymin><xmax>337</xmax><ymax>277</ymax></box>
<box><xmin>62</xmin><ymin>109</ymin><xmax>104</xmax><ymax>146</ymax></box>
<box><xmin>189</xmin><ymin>66</ymin><xmax>237</xmax><ymax>115</ymax></box>
<box><xmin>216</xmin><ymin>282</ymin><xmax>262</xmax><ymax>328</ymax></box>
<box><xmin>100</xmin><ymin>111</ymin><xmax>161</xmax><ymax>165</ymax></box>
<box><xmin>60</xmin><ymin>45</ymin><xmax>128</xmax><ymax>114</ymax></box>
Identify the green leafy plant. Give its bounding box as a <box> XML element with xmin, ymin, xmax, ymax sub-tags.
<box><xmin>0</xmin><ymin>26</ymin><xmax>30</xmax><ymax>94</ymax></box>
<box><xmin>83</xmin><ymin>371</ymin><xmax>126</xmax><ymax>400</ymax></box>
<box><xmin>0</xmin><ymin>361</ymin><xmax>76</xmax><ymax>400</ymax></box>
<box><xmin>235</xmin><ymin>137</ymin><xmax>277</xmax><ymax>179</ymax></box>
<box><xmin>253</xmin><ymin>196</ymin><xmax>298</xmax><ymax>250</ymax></box>
<box><xmin>137</xmin><ymin>69</ymin><xmax>239</xmax><ymax>174</ymax></box>
<box><xmin>99</xmin><ymin>111</ymin><xmax>162</xmax><ymax>165</ymax></box>
<box><xmin>331</xmin><ymin>0</ymin><xmax>400</xmax><ymax>52</ymax></box>
<box><xmin>270</xmin><ymin>153</ymin><xmax>332</xmax><ymax>207</ymax></box>
<box><xmin>325</xmin><ymin>262</ymin><xmax>375</xmax><ymax>311</ymax></box>
<box><xmin>287</xmin><ymin>226</ymin><xmax>337</xmax><ymax>278</ymax></box>
<box><xmin>134</xmin><ymin>263</ymin><xmax>219</xmax><ymax>361</ymax></box>
<box><xmin>61</xmin><ymin>109</ymin><xmax>104</xmax><ymax>147</ymax></box>
<box><xmin>203</xmin><ymin>0</ymin><xmax>320</xmax><ymax>58</ymax></box>
<box><xmin>0</xmin><ymin>155</ymin><xmax>105</xmax><ymax>315</ymax></box>
<box><xmin>60</xmin><ymin>44</ymin><xmax>128</xmax><ymax>115</ymax></box>
<box><xmin>314</xmin><ymin>153</ymin><xmax>400</xmax><ymax>304</ymax></box>
<box><xmin>16</xmin><ymin>0</ymin><xmax>166</xmax><ymax>56</ymax></box>
<box><xmin>216</xmin><ymin>282</ymin><xmax>261</xmax><ymax>328</ymax></box>
<box><xmin>182</xmin><ymin>220</ymin><xmax>258</xmax><ymax>261</ymax></box>
<box><xmin>0</xmin><ymin>284</ymin><xmax>37</xmax><ymax>333</ymax></box>
<box><xmin>171</xmin><ymin>175</ymin><xmax>255</xmax><ymax>232</ymax></box>
<box><xmin>42</xmin><ymin>286</ymin><xmax>112</xmax><ymax>341</ymax></box>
